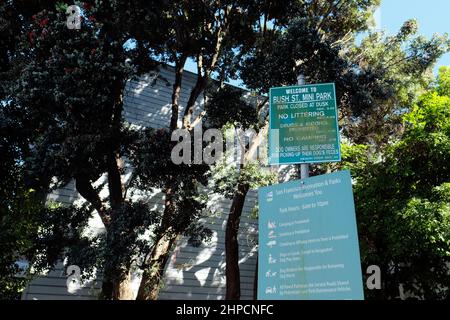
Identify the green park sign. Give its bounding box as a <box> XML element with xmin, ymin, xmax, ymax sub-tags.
<box><xmin>269</xmin><ymin>83</ymin><xmax>341</xmax><ymax>165</ymax></box>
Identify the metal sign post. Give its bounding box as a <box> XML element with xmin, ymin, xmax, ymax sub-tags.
<box><xmin>297</xmin><ymin>75</ymin><xmax>309</xmax><ymax>180</ymax></box>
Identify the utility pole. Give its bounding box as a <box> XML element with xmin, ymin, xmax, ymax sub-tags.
<box><xmin>297</xmin><ymin>74</ymin><xmax>309</xmax><ymax>180</ymax></box>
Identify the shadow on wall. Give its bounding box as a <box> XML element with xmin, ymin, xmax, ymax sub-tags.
<box><xmin>124</xmin><ymin>66</ymin><xmax>205</xmax><ymax>129</ymax></box>
<box><xmin>158</xmin><ymin>195</ymin><xmax>259</xmax><ymax>300</ymax></box>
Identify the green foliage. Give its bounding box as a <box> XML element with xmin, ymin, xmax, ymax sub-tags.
<box><xmin>0</xmin><ymin>1</ymin><xmax>164</xmax><ymax>297</ymax></box>
<box><xmin>210</xmin><ymin>156</ymin><xmax>276</xmax><ymax>200</ymax></box>
<box><xmin>81</xmin><ymin>201</ymin><xmax>159</xmax><ymax>283</ymax></box>
<box><xmin>337</xmin><ymin>74</ymin><xmax>450</xmax><ymax>299</ymax></box>
<box><xmin>0</xmin><ymin>187</ymin><xmax>92</xmax><ymax>299</ymax></box>
<box><xmin>0</xmin><ymin>188</ymin><xmax>39</xmax><ymax>300</ymax></box>
<box><xmin>240</xmin><ymin>8</ymin><xmax>449</xmax><ymax>147</ymax></box>
<box><xmin>204</xmin><ymin>86</ymin><xmax>258</xmax><ymax>130</ymax></box>
<box><xmin>3</xmin><ymin>6</ymin><xmax>135</xmax><ymax>187</ymax></box>
<box><xmin>2</xmin><ymin>0</ymin><xmax>450</xmax><ymax>300</ymax></box>
<box><xmin>404</xmin><ymin>92</ymin><xmax>450</xmax><ymax>134</ymax></box>
<box><xmin>1</xmin><ymin>98</ymin><xmax>91</xmax><ymax>298</ymax></box>
<box><xmin>437</xmin><ymin>66</ymin><xmax>450</xmax><ymax>96</ymax></box>
<box><xmin>205</xmin><ymin>86</ymin><xmax>276</xmax><ymax>201</ymax></box>
<box><xmin>344</xmin><ymin>21</ymin><xmax>449</xmax><ymax>145</ymax></box>
<box><xmin>129</xmin><ymin>128</ymin><xmax>212</xmax><ymax>245</ymax></box>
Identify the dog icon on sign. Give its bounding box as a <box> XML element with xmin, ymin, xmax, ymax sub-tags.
<box><xmin>268</xmin><ymin>221</ymin><xmax>276</xmax><ymax>229</ymax></box>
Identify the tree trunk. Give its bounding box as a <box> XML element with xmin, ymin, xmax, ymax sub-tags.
<box><xmin>225</xmin><ymin>182</ymin><xmax>250</xmax><ymax>300</ymax></box>
<box><xmin>135</xmin><ymin>53</ymin><xmax>187</xmax><ymax>299</ymax></box>
<box><xmin>107</xmin><ymin>152</ymin><xmax>123</xmax><ymax>209</ymax></box>
<box><xmin>136</xmin><ymin>180</ymin><xmax>179</xmax><ymax>300</ymax></box>
<box><xmin>114</xmin><ymin>272</ymin><xmax>135</xmax><ymax>299</ymax></box>
<box><xmin>75</xmin><ymin>175</ymin><xmax>110</xmax><ymax>226</ymax></box>
<box><xmin>136</xmin><ymin>232</ymin><xmax>177</xmax><ymax>300</ymax></box>
<box><xmin>96</xmin><ymin>73</ymin><xmax>131</xmax><ymax>299</ymax></box>
<box><xmin>170</xmin><ymin>55</ymin><xmax>187</xmax><ymax>131</ymax></box>
<box><xmin>182</xmin><ymin>75</ymin><xmax>207</xmax><ymax>129</ymax></box>
<box><xmin>102</xmin><ymin>269</ymin><xmax>135</xmax><ymax>300</ymax></box>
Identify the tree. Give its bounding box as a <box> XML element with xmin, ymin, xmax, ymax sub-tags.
<box><xmin>204</xmin><ymin>86</ymin><xmax>276</xmax><ymax>299</ymax></box>
<box><xmin>221</xmin><ymin>0</ymin><xmax>382</xmax><ymax>300</ymax></box>
<box><xmin>438</xmin><ymin>66</ymin><xmax>450</xmax><ymax>96</ymax></box>
<box><xmin>0</xmin><ymin>103</ymin><xmax>91</xmax><ymax>299</ymax></box>
<box><xmin>1</xmin><ymin>0</ymin><xmax>262</xmax><ymax>300</ymax></box>
<box><xmin>1</xmin><ymin>0</ymin><xmax>165</xmax><ymax>299</ymax></box>
<box><xmin>219</xmin><ymin>0</ymin><xmax>448</xmax><ymax>299</ymax></box>
<box><xmin>343</xmin><ymin>20</ymin><xmax>449</xmax><ymax>146</ymax></box>
<box><xmin>346</xmin><ymin>69</ymin><xmax>450</xmax><ymax>299</ymax></box>
<box><xmin>129</xmin><ymin>0</ymin><xmax>263</xmax><ymax>300</ymax></box>
<box><xmin>2</xmin><ymin>0</ymin><xmax>449</xmax><ymax>301</ymax></box>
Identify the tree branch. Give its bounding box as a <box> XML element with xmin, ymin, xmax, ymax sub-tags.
<box><xmin>182</xmin><ymin>5</ymin><xmax>231</xmax><ymax>129</ymax></box>
<box><xmin>170</xmin><ymin>54</ymin><xmax>188</xmax><ymax>131</ymax></box>
<box><xmin>75</xmin><ymin>175</ymin><xmax>110</xmax><ymax>227</ymax></box>
<box><xmin>107</xmin><ymin>151</ymin><xmax>123</xmax><ymax>210</ymax></box>
<box><xmin>317</xmin><ymin>0</ymin><xmax>343</xmax><ymax>36</ymax></box>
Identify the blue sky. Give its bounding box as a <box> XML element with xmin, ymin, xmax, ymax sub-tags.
<box><xmin>379</xmin><ymin>0</ymin><xmax>450</xmax><ymax>70</ymax></box>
